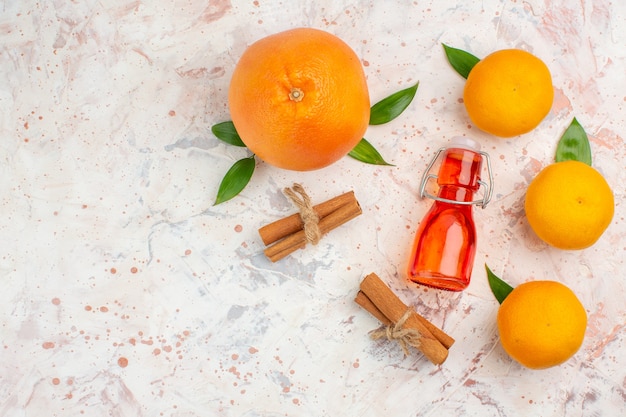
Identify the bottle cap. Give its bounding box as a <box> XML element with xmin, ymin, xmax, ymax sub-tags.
<box><xmin>449</xmin><ymin>136</ymin><xmax>480</xmax><ymax>152</ymax></box>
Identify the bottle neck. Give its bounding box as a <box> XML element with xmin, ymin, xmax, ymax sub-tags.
<box><xmin>437</xmin><ymin>148</ymin><xmax>483</xmax><ymax>191</ymax></box>
<box><xmin>437</xmin><ymin>185</ymin><xmax>475</xmax><ymax>204</ymax></box>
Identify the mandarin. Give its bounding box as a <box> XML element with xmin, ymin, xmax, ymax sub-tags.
<box><xmin>463</xmin><ymin>49</ymin><xmax>553</xmax><ymax>137</ymax></box>
<box><xmin>497</xmin><ymin>280</ymin><xmax>587</xmax><ymax>369</ymax></box>
<box><xmin>525</xmin><ymin>160</ymin><xmax>614</xmax><ymax>250</ymax></box>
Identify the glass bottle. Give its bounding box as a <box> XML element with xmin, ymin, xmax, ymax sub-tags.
<box><xmin>407</xmin><ymin>137</ymin><xmax>493</xmax><ymax>291</ymax></box>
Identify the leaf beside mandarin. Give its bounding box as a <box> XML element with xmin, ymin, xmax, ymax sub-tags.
<box><xmin>486</xmin><ymin>264</ymin><xmax>515</xmax><ymax>305</ymax></box>
<box><xmin>211</xmin><ymin>121</ymin><xmax>247</xmax><ymax>147</ymax></box>
<box><xmin>442</xmin><ymin>44</ymin><xmax>481</xmax><ymax>79</ymax></box>
<box><xmin>214</xmin><ymin>156</ymin><xmax>256</xmax><ymax>205</ymax></box>
<box><xmin>369</xmin><ymin>82</ymin><xmax>419</xmax><ymax>125</ymax></box>
<box><xmin>348</xmin><ymin>138</ymin><xmax>394</xmax><ymax>166</ymax></box>
<box><xmin>555</xmin><ymin>117</ymin><xmax>592</xmax><ymax>165</ymax></box>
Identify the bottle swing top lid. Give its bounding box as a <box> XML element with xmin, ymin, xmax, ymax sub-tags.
<box><xmin>448</xmin><ymin>136</ymin><xmax>481</xmax><ymax>152</ymax></box>
<box><xmin>418</xmin><ymin>136</ymin><xmax>494</xmax><ymax>208</ymax></box>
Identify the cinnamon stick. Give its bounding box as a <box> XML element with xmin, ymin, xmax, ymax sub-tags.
<box><xmin>359</xmin><ymin>272</ymin><xmax>449</xmax><ymax>365</ymax></box>
<box><xmin>355</xmin><ymin>290</ymin><xmax>455</xmax><ymax>350</ymax></box>
<box><xmin>355</xmin><ymin>290</ymin><xmax>392</xmax><ymax>326</ymax></box>
<box><xmin>259</xmin><ymin>191</ymin><xmax>357</xmax><ymax>246</ymax></box>
<box><xmin>263</xmin><ymin>196</ymin><xmax>362</xmax><ymax>262</ymax></box>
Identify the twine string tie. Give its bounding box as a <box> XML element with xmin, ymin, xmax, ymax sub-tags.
<box><xmin>370</xmin><ymin>308</ymin><xmax>422</xmax><ymax>356</ymax></box>
<box><xmin>283</xmin><ymin>183</ymin><xmax>322</xmax><ymax>245</ymax></box>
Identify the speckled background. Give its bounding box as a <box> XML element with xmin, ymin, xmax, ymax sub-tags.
<box><xmin>1</xmin><ymin>1</ymin><xmax>624</xmax><ymax>416</ymax></box>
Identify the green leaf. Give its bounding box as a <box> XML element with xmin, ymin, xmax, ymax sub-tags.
<box><xmin>555</xmin><ymin>117</ymin><xmax>592</xmax><ymax>165</ymax></box>
<box><xmin>348</xmin><ymin>138</ymin><xmax>394</xmax><ymax>166</ymax></box>
<box><xmin>485</xmin><ymin>264</ymin><xmax>514</xmax><ymax>305</ymax></box>
<box><xmin>211</xmin><ymin>121</ymin><xmax>246</xmax><ymax>147</ymax></box>
<box><xmin>214</xmin><ymin>156</ymin><xmax>256</xmax><ymax>205</ymax></box>
<box><xmin>369</xmin><ymin>82</ymin><xmax>419</xmax><ymax>125</ymax></box>
<box><xmin>443</xmin><ymin>44</ymin><xmax>481</xmax><ymax>79</ymax></box>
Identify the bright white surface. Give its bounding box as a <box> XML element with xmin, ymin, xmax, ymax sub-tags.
<box><xmin>1</xmin><ymin>1</ymin><xmax>624</xmax><ymax>416</ymax></box>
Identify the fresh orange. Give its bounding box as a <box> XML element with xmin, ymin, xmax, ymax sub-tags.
<box><xmin>498</xmin><ymin>280</ymin><xmax>587</xmax><ymax>369</ymax></box>
<box><xmin>463</xmin><ymin>49</ymin><xmax>554</xmax><ymax>137</ymax></box>
<box><xmin>228</xmin><ymin>28</ymin><xmax>370</xmax><ymax>171</ymax></box>
<box><xmin>525</xmin><ymin>160</ymin><xmax>614</xmax><ymax>249</ymax></box>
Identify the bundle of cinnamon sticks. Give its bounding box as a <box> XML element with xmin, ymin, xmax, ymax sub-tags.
<box><xmin>258</xmin><ymin>189</ymin><xmax>362</xmax><ymax>262</ymax></box>
<box><xmin>356</xmin><ymin>272</ymin><xmax>454</xmax><ymax>364</ymax></box>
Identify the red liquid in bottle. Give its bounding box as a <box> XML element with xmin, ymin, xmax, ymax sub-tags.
<box><xmin>407</xmin><ymin>143</ymin><xmax>484</xmax><ymax>291</ymax></box>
